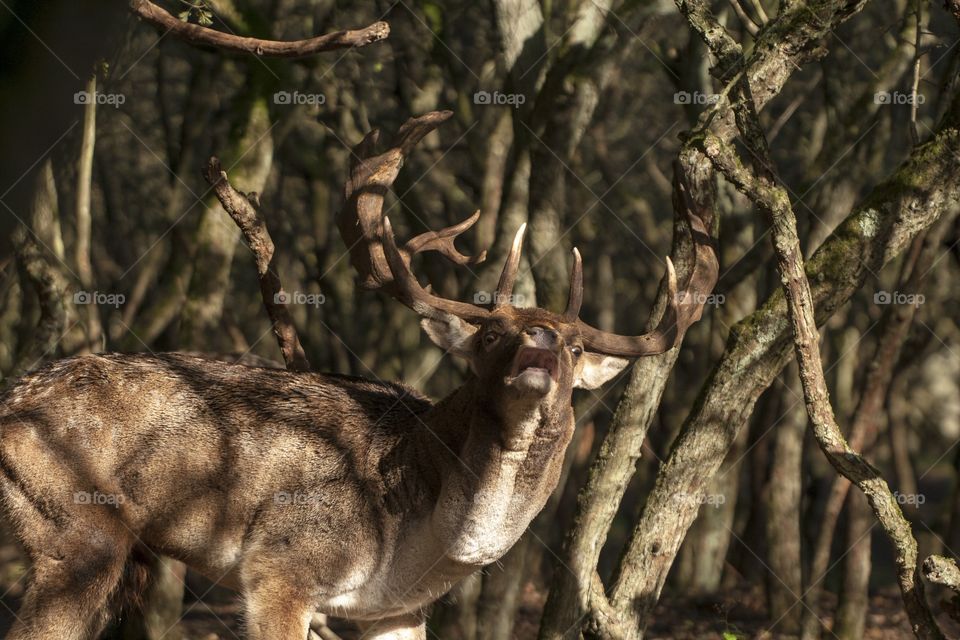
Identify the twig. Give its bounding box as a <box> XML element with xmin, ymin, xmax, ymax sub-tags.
<box><xmin>128</xmin><ymin>0</ymin><xmax>389</xmax><ymax>57</ymax></box>
<box><xmin>748</xmin><ymin>0</ymin><xmax>769</xmax><ymax>23</ymax></box>
<box><xmin>909</xmin><ymin>0</ymin><xmax>925</xmax><ymax>145</ymax></box>
<box><xmin>726</xmin><ymin>0</ymin><xmax>760</xmax><ymax>36</ymax></box>
<box><xmin>75</xmin><ymin>73</ymin><xmax>102</xmax><ymax>352</ymax></box>
<box><xmin>202</xmin><ymin>156</ymin><xmax>310</xmax><ymax>372</ymax></box>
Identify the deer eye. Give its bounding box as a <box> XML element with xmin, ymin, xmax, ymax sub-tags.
<box><xmin>571</xmin><ymin>346</ymin><xmax>583</xmax><ymax>357</ymax></box>
<box><xmin>483</xmin><ymin>332</ymin><xmax>500</xmax><ymax>347</ymax></box>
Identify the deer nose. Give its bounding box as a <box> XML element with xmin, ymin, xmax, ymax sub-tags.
<box><xmin>525</xmin><ymin>325</ymin><xmax>559</xmax><ymax>348</ymax></box>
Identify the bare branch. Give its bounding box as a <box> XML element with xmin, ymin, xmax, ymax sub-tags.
<box><xmin>924</xmin><ymin>556</ymin><xmax>960</xmax><ymax>592</ymax></box>
<box><xmin>726</xmin><ymin>0</ymin><xmax>761</xmax><ymax>35</ymax></box>
<box><xmin>128</xmin><ymin>0</ymin><xmax>389</xmax><ymax>57</ymax></box>
<box><xmin>75</xmin><ymin>73</ymin><xmax>101</xmax><ymax>352</ymax></box>
<box><xmin>923</xmin><ymin>554</ymin><xmax>960</xmax><ymax>624</ymax></box>
<box><xmin>202</xmin><ymin>156</ymin><xmax>310</xmax><ymax>372</ymax></box>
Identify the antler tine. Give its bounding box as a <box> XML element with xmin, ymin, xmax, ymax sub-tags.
<box><xmin>493</xmin><ymin>223</ymin><xmax>526</xmax><ymax>307</ymax></box>
<box><xmin>404</xmin><ymin>210</ymin><xmax>487</xmax><ymax>266</ymax></box>
<box><xmin>575</xmin><ymin>163</ymin><xmax>718</xmax><ymax>358</ymax></box>
<box><xmin>577</xmin><ymin>258</ymin><xmax>679</xmax><ymax>357</ymax></box>
<box><xmin>381</xmin><ymin>217</ymin><xmax>491</xmax><ymax>323</ymax></box>
<box><xmin>562</xmin><ymin>248</ymin><xmax>583</xmax><ymax>322</ymax></box>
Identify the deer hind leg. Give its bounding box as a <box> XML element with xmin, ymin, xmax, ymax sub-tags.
<box><xmin>0</xmin><ymin>424</ymin><xmax>136</xmax><ymax>639</ymax></box>
<box><xmin>355</xmin><ymin>615</ymin><xmax>426</xmax><ymax>640</ymax></box>
<box><xmin>6</xmin><ymin>541</ymin><xmax>130</xmax><ymax>640</ymax></box>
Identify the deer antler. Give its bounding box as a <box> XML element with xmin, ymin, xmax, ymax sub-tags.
<box><xmin>340</xmin><ymin>114</ymin><xmax>718</xmax><ymax>355</ymax></box>
<box><xmin>571</xmin><ymin>164</ymin><xmax>719</xmax><ymax>357</ymax></box>
<box><xmin>338</xmin><ymin>111</ymin><xmax>486</xmax><ymax>296</ymax></box>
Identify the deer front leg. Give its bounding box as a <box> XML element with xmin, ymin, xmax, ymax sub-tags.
<box><xmin>8</xmin><ymin>549</ymin><xmax>128</xmax><ymax>640</ymax></box>
<box><xmin>242</xmin><ymin>570</ymin><xmax>313</xmax><ymax>640</ymax></box>
<box><xmin>355</xmin><ymin>614</ymin><xmax>426</xmax><ymax>639</ymax></box>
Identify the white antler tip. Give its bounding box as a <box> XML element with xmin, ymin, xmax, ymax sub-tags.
<box><xmin>512</xmin><ymin>223</ymin><xmax>527</xmax><ymax>249</ymax></box>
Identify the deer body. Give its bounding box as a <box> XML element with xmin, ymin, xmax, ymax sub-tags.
<box><xmin>0</xmin><ymin>348</ymin><xmax>575</xmax><ymax>638</ymax></box>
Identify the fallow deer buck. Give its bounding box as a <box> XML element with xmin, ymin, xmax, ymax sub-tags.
<box><xmin>0</xmin><ymin>112</ymin><xmax>717</xmax><ymax>640</ymax></box>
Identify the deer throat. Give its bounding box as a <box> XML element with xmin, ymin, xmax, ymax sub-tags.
<box><xmin>432</xmin><ymin>404</ymin><xmax>559</xmax><ymax>567</ymax></box>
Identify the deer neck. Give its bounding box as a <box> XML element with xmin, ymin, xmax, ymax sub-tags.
<box><xmin>422</xmin><ymin>378</ymin><xmax>574</xmax><ymax>566</ymax></box>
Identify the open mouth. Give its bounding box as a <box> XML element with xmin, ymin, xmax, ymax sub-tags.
<box><xmin>510</xmin><ymin>346</ymin><xmax>560</xmax><ymax>381</ymax></box>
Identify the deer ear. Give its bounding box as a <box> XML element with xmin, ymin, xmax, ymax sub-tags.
<box><xmin>574</xmin><ymin>353</ymin><xmax>630</xmax><ymax>389</ymax></box>
<box><xmin>420</xmin><ymin>314</ymin><xmax>478</xmax><ymax>359</ymax></box>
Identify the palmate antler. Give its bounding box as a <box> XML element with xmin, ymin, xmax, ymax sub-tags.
<box><xmin>337</xmin><ymin>111</ymin><xmax>486</xmax><ymax>295</ymax></box>
<box><xmin>339</xmin><ymin>111</ymin><xmax>719</xmax><ymax>357</ymax></box>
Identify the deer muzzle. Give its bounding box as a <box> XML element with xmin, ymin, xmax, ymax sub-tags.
<box><xmin>505</xmin><ymin>346</ymin><xmax>560</xmax><ymax>394</ymax></box>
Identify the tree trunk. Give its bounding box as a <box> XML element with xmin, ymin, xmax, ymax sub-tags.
<box><xmin>765</xmin><ymin>364</ymin><xmax>805</xmax><ymax>634</ymax></box>
<box><xmin>835</xmin><ymin>490</ymin><xmax>873</xmax><ymax>640</ymax></box>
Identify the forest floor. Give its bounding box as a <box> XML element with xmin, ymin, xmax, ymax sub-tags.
<box><xmin>0</xmin><ymin>563</ymin><xmax>954</xmax><ymax>639</ymax></box>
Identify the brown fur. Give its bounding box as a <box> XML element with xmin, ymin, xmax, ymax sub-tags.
<box><xmin>0</xmin><ymin>307</ymin><xmax>628</xmax><ymax>639</ymax></box>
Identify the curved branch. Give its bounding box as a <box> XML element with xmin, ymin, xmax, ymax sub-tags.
<box><xmin>129</xmin><ymin>0</ymin><xmax>389</xmax><ymax>57</ymax></box>
<box><xmin>203</xmin><ymin>156</ymin><xmax>310</xmax><ymax>372</ymax></box>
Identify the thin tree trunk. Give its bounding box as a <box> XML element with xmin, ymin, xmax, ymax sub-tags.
<box><xmin>538</xmin><ymin>151</ymin><xmax>716</xmax><ymax>639</ymax></box>
<box><xmin>835</xmin><ymin>488</ymin><xmax>873</xmax><ymax>640</ymax></box>
<box><xmin>75</xmin><ymin>72</ymin><xmax>102</xmax><ymax>352</ymax></box>
<box><xmin>765</xmin><ymin>364</ymin><xmax>805</xmax><ymax>635</ymax></box>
